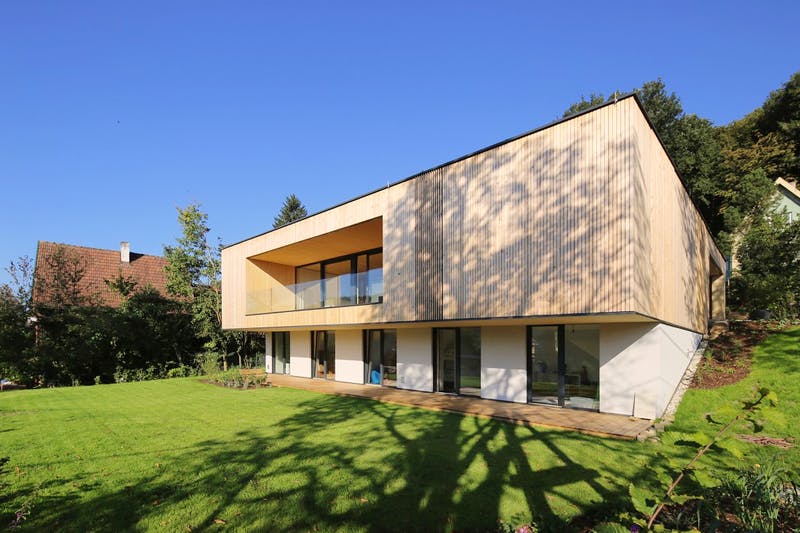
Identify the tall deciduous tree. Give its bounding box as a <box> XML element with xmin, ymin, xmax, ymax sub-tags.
<box><xmin>34</xmin><ymin>245</ymin><xmax>91</xmax><ymax>308</ymax></box>
<box><xmin>164</xmin><ymin>203</ymin><xmax>262</xmax><ymax>370</ymax></box>
<box><xmin>757</xmin><ymin>71</ymin><xmax>800</xmax><ymax>178</ymax></box>
<box><xmin>273</xmin><ymin>194</ymin><xmax>308</xmax><ymax>228</ymax></box>
<box><xmin>0</xmin><ymin>257</ymin><xmax>35</xmax><ymax>381</ymax></box>
<box><xmin>729</xmin><ymin>209</ymin><xmax>800</xmax><ymax>317</ymax></box>
<box><xmin>561</xmin><ymin>93</ymin><xmax>609</xmax><ymax>118</ymax></box>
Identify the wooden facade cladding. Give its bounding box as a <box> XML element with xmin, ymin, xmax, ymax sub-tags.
<box><xmin>221</xmin><ymin>95</ymin><xmax>725</xmax><ymax>333</ymax></box>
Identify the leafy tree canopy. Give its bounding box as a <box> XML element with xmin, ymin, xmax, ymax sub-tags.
<box><xmin>164</xmin><ymin>203</ymin><xmax>263</xmax><ymax>369</ymax></box>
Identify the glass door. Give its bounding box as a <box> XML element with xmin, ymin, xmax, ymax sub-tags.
<box><xmin>366</xmin><ymin>330</ymin><xmax>382</xmax><ymax>384</ymax></box>
<box><xmin>365</xmin><ymin>330</ymin><xmax>397</xmax><ymax>386</ymax></box>
<box><xmin>272</xmin><ymin>332</ymin><xmax>290</xmax><ymax>374</ymax></box>
<box><xmin>529</xmin><ymin>326</ymin><xmax>562</xmax><ymax>406</ymax></box>
<box><xmin>459</xmin><ymin>328</ymin><xmax>481</xmax><ymax>396</ymax></box>
<box><xmin>313</xmin><ymin>331</ymin><xmax>335</xmax><ymax>380</ymax></box>
<box><xmin>382</xmin><ymin>330</ymin><xmax>397</xmax><ymax>386</ymax></box>
<box><xmin>435</xmin><ymin>329</ymin><xmax>457</xmax><ymax>393</ymax></box>
<box><xmin>563</xmin><ymin>325</ymin><xmax>599</xmax><ymax>410</ymax></box>
<box><xmin>529</xmin><ymin>325</ymin><xmax>600</xmax><ymax>410</ymax></box>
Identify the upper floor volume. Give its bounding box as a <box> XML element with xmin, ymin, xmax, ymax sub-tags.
<box><xmin>221</xmin><ymin>94</ymin><xmax>725</xmax><ymax>334</ymax></box>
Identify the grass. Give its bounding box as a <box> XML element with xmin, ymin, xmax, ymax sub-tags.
<box><xmin>1</xmin><ymin>327</ymin><xmax>798</xmax><ymax>531</ymax></box>
<box><xmin>669</xmin><ymin>325</ymin><xmax>800</xmax><ymax>469</ymax></box>
<box><xmin>1</xmin><ymin>381</ymin><xmax>649</xmax><ymax>531</ymax></box>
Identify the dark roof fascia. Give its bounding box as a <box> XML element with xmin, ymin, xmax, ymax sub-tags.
<box><xmin>225</xmin><ymin>92</ymin><xmax>724</xmax><ymax>261</ymax></box>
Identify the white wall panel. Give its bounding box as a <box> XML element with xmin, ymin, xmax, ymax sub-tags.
<box><xmin>335</xmin><ymin>329</ymin><xmax>364</xmax><ymax>384</ymax></box>
<box><xmin>600</xmin><ymin>323</ymin><xmax>701</xmax><ymax>419</ymax></box>
<box><xmin>480</xmin><ymin>326</ymin><xmax>527</xmax><ymax>403</ymax></box>
<box><xmin>289</xmin><ymin>330</ymin><xmax>312</xmax><ymax>378</ymax></box>
<box><xmin>397</xmin><ymin>328</ymin><xmax>433</xmax><ymax>392</ymax></box>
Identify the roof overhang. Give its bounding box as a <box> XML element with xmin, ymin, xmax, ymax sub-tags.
<box><xmin>249</xmin><ymin>217</ymin><xmax>382</xmax><ymax>266</ymax></box>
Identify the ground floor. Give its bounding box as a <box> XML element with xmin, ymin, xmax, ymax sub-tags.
<box><xmin>264</xmin><ymin>322</ymin><xmax>703</xmax><ymax>419</ymax></box>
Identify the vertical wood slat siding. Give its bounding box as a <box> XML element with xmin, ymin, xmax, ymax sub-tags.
<box><xmin>629</xmin><ymin>105</ymin><xmax>724</xmax><ymax>332</ymax></box>
<box><xmin>414</xmin><ymin>168</ymin><xmax>444</xmax><ymax>320</ymax></box>
<box><xmin>432</xmin><ymin>100</ymin><xmax>635</xmax><ymax>322</ymax></box>
<box><xmin>383</xmin><ymin>181</ymin><xmax>416</xmax><ymax>322</ymax></box>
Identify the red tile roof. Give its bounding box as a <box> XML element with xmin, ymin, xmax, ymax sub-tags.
<box><xmin>33</xmin><ymin>241</ymin><xmax>170</xmax><ymax>307</ymax></box>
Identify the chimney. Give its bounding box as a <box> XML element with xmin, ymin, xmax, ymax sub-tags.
<box><xmin>120</xmin><ymin>241</ymin><xmax>130</xmax><ymax>263</ymax></box>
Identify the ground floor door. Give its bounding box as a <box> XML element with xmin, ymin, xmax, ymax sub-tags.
<box><xmin>528</xmin><ymin>325</ymin><xmax>599</xmax><ymax>410</ymax></box>
<box><xmin>312</xmin><ymin>331</ymin><xmax>335</xmax><ymax>380</ymax></box>
<box><xmin>272</xmin><ymin>331</ymin><xmax>290</xmax><ymax>374</ymax></box>
<box><xmin>434</xmin><ymin>328</ymin><xmax>481</xmax><ymax>396</ymax></box>
<box><xmin>365</xmin><ymin>329</ymin><xmax>397</xmax><ymax>386</ymax></box>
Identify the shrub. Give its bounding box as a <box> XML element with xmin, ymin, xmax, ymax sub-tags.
<box><xmin>197</xmin><ymin>352</ymin><xmax>222</xmax><ymax>379</ymax></box>
<box><xmin>166</xmin><ymin>365</ymin><xmax>197</xmax><ymax>379</ymax></box>
<box><xmin>712</xmin><ymin>454</ymin><xmax>798</xmax><ymax>532</ymax></box>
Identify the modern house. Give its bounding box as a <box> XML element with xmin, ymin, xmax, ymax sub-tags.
<box><xmin>221</xmin><ymin>95</ymin><xmax>726</xmax><ymax>420</ymax></box>
<box><xmin>33</xmin><ymin>241</ymin><xmax>169</xmax><ymax>307</ymax></box>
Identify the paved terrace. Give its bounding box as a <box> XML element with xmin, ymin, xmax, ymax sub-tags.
<box><xmin>266</xmin><ymin>374</ymin><xmax>653</xmax><ymax>440</ymax></box>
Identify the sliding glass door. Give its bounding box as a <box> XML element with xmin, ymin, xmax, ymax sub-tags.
<box><xmin>435</xmin><ymin>329</ymin><xmax>458</xmax><ymax>393</ymax></box>
<box><xmin>313</xmin><ymin>331</ymin><xmax>335</xmax><ymax>380</ymax></box>
<box><xmin>529</xmin><ymin>326</ymin><xmax>561</xmax><ymax>406</ymax></box>
<box><xmin>365</xmin><ymin>329</ymin><xmax>397</xmax><ymax>386</ymax></box>
<box><xmin>434</xmin><ymin>328</ymin><xmax>481</xmax><ymax>396</ymax></box>
<box><xmin>563</xmin><ymin>326</ymin><xmax>600</xmax><ymax>410</ymax></box>
<box><xmin>528</xmin><ymin>325</ymin><xmax>599</xmax><ymax>410</ymax></box>
<box><xmin>272</xmin><ymin>331</ymin><xmax>290</xmax><ymax>374</ymax></box>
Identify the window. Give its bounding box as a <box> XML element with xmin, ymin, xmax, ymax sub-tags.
<box><xmin>295</xmin><ymin>248</ymin><xmax>382</xmax><ymax>309</ymax></box>
<box><xmin>528</xmin><ymin>325</ymin><xmax>599</xmax><ymax>411</ymax></box>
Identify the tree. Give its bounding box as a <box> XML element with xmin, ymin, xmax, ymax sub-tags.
<box><xmin>5</xmin><ymin>256</ymin><xmax>33</xmax><ymax>313</ymax></box>
<box><xmin>164</xmin><ymin>203</ymin><xmax>263</xmax><ymax>370</ymax></box>
<box><xmin>34</xmin><ymin>245</ymin><xmax>92</xmax><ymax>307</ymax></box>
<box><xmin>562</xmin><ymin>93</ymin><xmax>609</xmax><ymax>118</ymax></box>
<box><xmin>0</xmin><ymin>258</ymin><xmax>35</xmax><ymax>381</ymax></box>
<box><xmin>729</xmin><ymin>208</ymin><xmax>800</xmax><ymax>317</ymax></box>
<box><xmin>757</xmin><ymin>71</ymin><xmax>800</xmax><ymax>178</ymax></box>
<box><xmin>273</xmin><ymin>194</ymin><xmax>308</xmax><ymax>228</ymax></box>
<box><xmin>0</xmin><ymin>285</ymin><xmax>32</xmax><ymax>381</ymax></box>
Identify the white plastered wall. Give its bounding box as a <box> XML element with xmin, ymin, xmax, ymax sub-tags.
<box><xmin>481</xmin><ymin>326</ymin><xmax>527</xmax><ymax>403</ymax></box>
<box><xmin>335</xmin><ymin>329</ymin><xmax>364</xmax><ymax>384</ymax></box>
<box><xmin>600</xmin><ymin>323</ymin><xmax>701</xmax><ymax>419</ymax></box>
<box><xmin>289</xmin><ymin>330</ymin><xmax>312</xmax><ymax>378</ymax></box>
<box><xmin>397</xmin><ymin>328</ymin><xmax>433</xmax><ymax>392</ymax></box>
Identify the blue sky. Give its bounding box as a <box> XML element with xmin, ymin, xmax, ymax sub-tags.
<box><xmin>1</xmin><ymin>1</ymin><xmax>798</xmax><ymax>286</ymax></box>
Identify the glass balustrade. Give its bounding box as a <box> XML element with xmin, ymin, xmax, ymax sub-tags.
<box><xmin>246</xmin><ymin>259</ymin><xmax>382</xmax><ymax>314</ymax></box>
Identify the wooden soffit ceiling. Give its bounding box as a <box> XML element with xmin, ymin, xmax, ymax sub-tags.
<box><xmin>250</xmin><ymin>217</ymin><xmax>382</xmax><ymax>266</ymax></box>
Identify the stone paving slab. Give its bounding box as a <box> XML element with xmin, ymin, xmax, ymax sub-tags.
<box><xmin>266</xmin><ymin>374</ymin><xmax>652</xmax><ymax>440</ymax></box>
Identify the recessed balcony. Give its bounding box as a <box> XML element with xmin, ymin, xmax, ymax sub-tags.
<box><xmin>245</xmin><ymin>218</ymin><xmax>383</xmax><ymax>315</ymax></box>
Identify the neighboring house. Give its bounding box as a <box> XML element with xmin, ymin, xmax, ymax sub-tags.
<box><xmin>33</xmin><ymin>241</ymin><xmax>169</xmax><ymax>307</ymax></box>
<box><xmin>221</xmin><ymin>94</ymin><xmax>726</xmax><ymax>420</ymax></box>
<box><xmin>728</xmin><ymin>177</ymin><xmax>800</xmax><ymax>275</ymax></box>
<box><xmin>774</xmin><ymin>177</ymin><xmax>800</xmax><ymax>223</ymax></box>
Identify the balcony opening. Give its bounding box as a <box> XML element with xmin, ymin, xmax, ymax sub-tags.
<box><xmin>246</xmin><ymin>217</ymin><xmax>382</xmax><ymax>314</ymax></box>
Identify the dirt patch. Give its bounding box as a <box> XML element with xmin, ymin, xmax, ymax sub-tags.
<box><xmin>691</xmin><ymin>321</ymin><xmax>776</xmax><ymax>389</ymax></box>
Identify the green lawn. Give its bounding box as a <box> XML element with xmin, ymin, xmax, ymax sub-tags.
<box><xmin>669</xmin><ymin>326</ymin><xmax>800</xmax><ymax>469</ymax></box>
<box><xmin>1</xmin><ymin>327</ymin><xmax>798</xmax><ymax>532</ymax></box>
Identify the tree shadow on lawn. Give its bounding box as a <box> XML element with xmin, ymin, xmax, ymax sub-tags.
<box><xmin>14</xmin><ymin>393</ymin><xmax>652</xmax><ymax>532</ymax></box>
